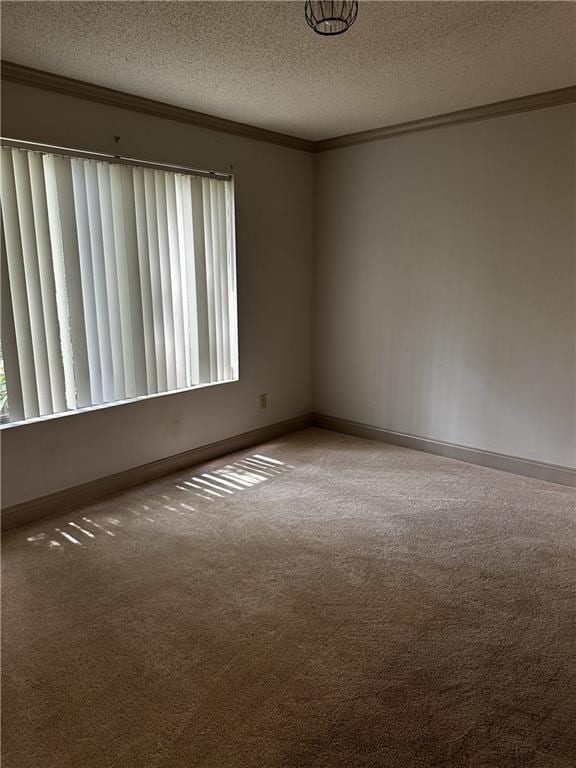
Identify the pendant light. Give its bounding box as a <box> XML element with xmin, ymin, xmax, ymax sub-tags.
<box><xmin>305</xmin><ymin>1</ymin><xmax>359</xmax><ymax>36</ymax></box>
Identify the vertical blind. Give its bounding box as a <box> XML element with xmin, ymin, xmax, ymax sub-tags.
<box><xmin>0</xmin><ymin>144</ymin><xmax>238</xmax><ymax>424</ymax></box>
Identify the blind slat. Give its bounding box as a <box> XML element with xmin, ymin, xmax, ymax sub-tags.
<box><xmin>121</xmin><ymin>167</ymin><xmax>147</xmax><ymax>396</ymax></box>
<box><xmin>96</xmin><ymin>162</ymin><xmax>126</xmax><ymax>400</ymax></box>
<box><xmin>12</xmin><ymin>150</ymin><xmax>53</xmax><ymax>415</ymax></box>
<box><xmin>209</xmin><ymin>180</ymin><xmax>224</xmax><ymax>381</ymax></box>
<box><xmin>175</xmin><ymin>175</ymin><xmax>192</xmax><ymax>386</ymax></box>
<box><xmin>216</xmin><ymin>182</ymin><xmax>231</xmax><ymax>380</ymax></box>
<box><xmin>84</xmin><ymin>161</ymin><xmax>115</xmax><ymax>403</ymax></box>
<box><xmin>165</xmin><ymin>174</ymin><xmax>187</xmax><ymax>390</ymax></box>
<box><xmin>225</xmin><ymin>181</ymin><xmax>239</xmax><ymax>379</ymax></box>
<box><xmin>181</xmin><ymin>176</ymin><xmax>200</xmax><ymax>386</ymax></box>
<box><xmin>154</xmin><ymin>171</ymin><xmax>177</xmax><ymax>391</ymax></box>
<box><xmin>1</xmin><ymin>227</ymin><xmax>25</xmax><ymax>422</ymax></box>
<box><xmin>143</xmin><ymin>169</ymin><xmax>167</xmax><ymax>392</ymax></box>
<box><xmin>71</xmin><ymin>158</ymin><xmax>103</xmax><ymax>405</ymax></box>
<box><xmin>133</xmin><ymin>167</ymin><xmax>158</xmax><ymax>394</ymax></box>
<box><xmin>2</xmin><ymin>151</ymin><xmax>41</xmax><ymax>419</ymax></box>
<box><xmin>110</xmin><ymin>165</ymin><xmax>137</xmax><ymax>398</ymax></box>
<box><xmin>28</xmin><ymin>153</ymin><xmax>67</xmax><ymax>413</ymax></box>
<box><xmin>192</xmin><ymin>178</ymin><xmax>211</xmax><ymax>384</ymax></box>
<box><xmin>49</xmin><ymin>155</ymin><xmax>92</xmax><ymax>408</ymax></box>
<box><xmin>43</xmin><ymin>155</ymin><xmax>77</xmax><ymax>410</ymax></box>
<box><xmin>202</xmin><ymin>179</ymin><xmax>218</xmax><ymax>383</ymax></box>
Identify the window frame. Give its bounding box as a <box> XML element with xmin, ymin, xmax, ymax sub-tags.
<box><xmin>0</xmin><ymin>138</ymin><xmax>239</xmax><ymax>429</ymax></box>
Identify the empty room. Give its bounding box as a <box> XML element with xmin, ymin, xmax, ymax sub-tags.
<box><xmin>1</xmin><ymin>1</ymin><xmax>575</xmax><ymax>766</ymax></box>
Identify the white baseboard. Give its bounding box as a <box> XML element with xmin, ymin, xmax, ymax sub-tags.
<box><xmin>1</xmin><ymin>414</ymin><xmax>313</xmax><ymax>531</ymax></box>
<box><xmin>3</xmin><ymin>411</ymin><xmax>573</xmax><ymax>531</ymax></box>
<box><xmin>314</xmin><ymin>414</ymin><xmax>575</xmax><ymax>487</ymax></box>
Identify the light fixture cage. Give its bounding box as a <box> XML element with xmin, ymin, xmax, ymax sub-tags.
<box><xmin>305</xmin><ymin>1</ymin><xmax>359</xmax><ymax>36</ymax></box>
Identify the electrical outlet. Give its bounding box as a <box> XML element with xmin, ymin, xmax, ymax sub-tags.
<box><xmin>259</xmin><ymin>393</ymin><xmax>268</xmax><ymax>410</ymax></box>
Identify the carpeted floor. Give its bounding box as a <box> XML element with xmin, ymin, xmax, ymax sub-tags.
<box><xmin>2</xmin><ymin>428</ymin><xmax>576</xmax><ymax>768</ymax></box>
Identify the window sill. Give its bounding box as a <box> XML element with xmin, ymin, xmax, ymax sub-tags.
<box><xmin>0</xmin><ymin>376</ymin><xmax>239</xmax><ymax>431</ymax></box>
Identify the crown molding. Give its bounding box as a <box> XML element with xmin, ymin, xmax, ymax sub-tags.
<box><xmin>2</xmin><ymin>61</ymin><xmax>575</xmax><ymax>154</ymax></box>
<box><xmin>314</xmin><ymin>85</ymin><xmax>576</xmax><ymax>151</ymax></box>
<box><xmin>0</xmin><ymin>60</ymin><xmax>316</xmax><ymax>153</ymax></box>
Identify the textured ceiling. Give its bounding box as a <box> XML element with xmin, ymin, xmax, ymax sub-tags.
<box><xmin>1</xmin><ymin>1</ymin><xmax>575</xmax><ymax>141</ymax></box>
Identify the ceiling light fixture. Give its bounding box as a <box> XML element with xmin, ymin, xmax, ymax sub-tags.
<box><xmin>305</xmin><ymin>1</ymin><xmax>358</xmax><ymax>36</ymax></box>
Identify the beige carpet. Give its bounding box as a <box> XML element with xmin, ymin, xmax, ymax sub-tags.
<box><xmin>2</xmin><ymin>428</ymin><xmax>576</xmax><ymax>768</ymax></box>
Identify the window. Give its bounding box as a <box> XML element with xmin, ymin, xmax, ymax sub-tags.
<box><xmin>0</xmin><ymin>141</ymin><xmax>238</xmax><ymax>425</ymax></box>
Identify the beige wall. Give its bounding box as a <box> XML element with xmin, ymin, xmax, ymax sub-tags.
<box><xmin>1</xmin><ymin>82</ymin><xmax>315</xmax><ymax>507</ymax></box>
<box><xmin>315</xmin><ymin>105</ymin><xmax>576</xmax><ymax>468</ymax></box>
<box><xmin>2</xmin><ymin>85</ymin><xmax>574</xmax><ymax>510</ymax></box>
